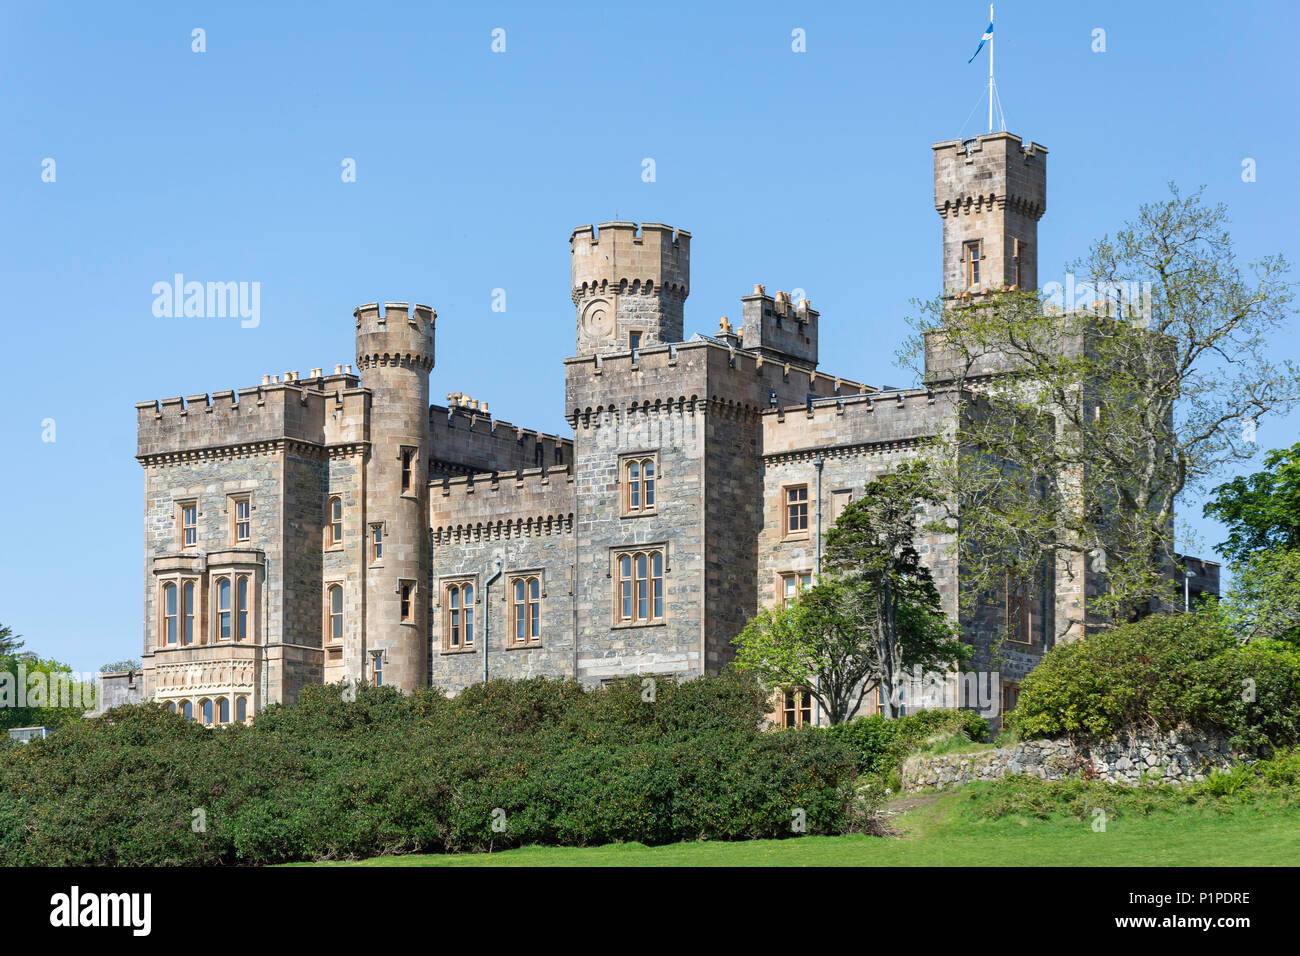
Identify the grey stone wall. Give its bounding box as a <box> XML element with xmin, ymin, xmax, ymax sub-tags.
<box><xmin>429</xmin><ymin>467</ymin><xmax>576</xmax><ymax>691</ymax></box>
<box><xmin>902</xmin><ymin>731</ymin><xmax>1255</xmax><ymax>792</ymax></box>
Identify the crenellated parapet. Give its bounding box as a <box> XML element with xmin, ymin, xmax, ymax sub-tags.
<box><xmin>136</xmin><ymin>382</ymin><xmax>370</xmax><ymax>462</ymax></box>
<box><xmin>428</xmin><ymin>402</ymin><xmax>574</xmax><ymax>476</ymax></box>
<box><xmin>564</xmin><ymin>339</ymin><xmax>872</xmax><ymax>429</ymax></box>
<box><xmin>430</xmin><ymin>465</ymin><xmax>575</xmax><ymax>544</ymax></box>
<box><xmin>354</xmin><ymin>301</ymin><xmax>436</xmax><ymax>372</ymax></box>
<box><xmin>761</xmin><ymin>387</ymin><xmax>958</xmax><ymax>461</ymax></box>
<box><xmin>570</xmin><ymin>222</ymin><xmax>690</xmax><ymax>356</ymax></box>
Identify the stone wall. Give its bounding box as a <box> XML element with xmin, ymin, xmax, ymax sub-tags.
<box><xmin>902</xmin><ymin>731</ymin><xmax>1255</xmax><ymax>792</ymax></box>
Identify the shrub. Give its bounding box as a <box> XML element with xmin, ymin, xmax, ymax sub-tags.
<box><xmin>816</xmin><ymin>708</ymin><xmax>990</xmax><ymax>779</ymax></box>
<box><xmin>1008</xmin><ymin>609</ymin><xmax>1300</xmax><ymax>748</ymax></box>
<box><xmin>0</xmin><ymin>671</ymin><xmax>859</xmax><ymax>865</ymax></box>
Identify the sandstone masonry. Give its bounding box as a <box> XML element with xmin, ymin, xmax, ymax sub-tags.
<box><xmin>135</xmin><ymin>131</ymin><xmax>1218</xmax><ymax>724</ymax></box>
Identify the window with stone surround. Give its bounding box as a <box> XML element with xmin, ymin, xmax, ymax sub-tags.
<box><xmin>444</xmin><ymin>581</ymin><xmax>476</xmax><ymax>649</ymax></box>
<box><xmin>235</xmin><ymin>575</ymin><xmax>250</xmax><ymax>641</ymax></box>
<box><xmin>510</xmin><ymin>574</ymin><xmax>541</xmax><ymax>645</ymax></box>
<box><xmin>1005</xmin><ymin>573</ymin><xmax>1032</xmax><ymax>645</ymax></box>
<box><xmin>236</xmin><ymin>697</ymin><xmax>248</xmax><ymax>723</ymax></box>
<box><xmin>400</xmin><ymin>581</ymin><xmax>415</xmax><ymax>623</ymax></box>
<box><xmin>781</xmin><ymin>688</ymin><xmax>814</xmax><ymax>728</ymax></box>
<box><xmin>629</xmin><ymin>330</ymin><xmax>642</xmax><ymax>352</ymax></box>
<box><xmin>326</xmin><ymin>585</ymin><xmax>343</xmax><ymax>644</ymax></box>
<box><xmin>400</xmin><ymin>447</ymin><xmax>415</xmax><ymax>494</ymax></box>
<box><xmin>370</xmin><ymin>523</ymin><xmax>383</xmax><ymax>563</ymax></box>
<box><xmin>615</xmin><ymin>549</ymin><xmax>664</xmax><ymax>625</ymax></box>
<box><xmin>218</xmin><ymin>697</ymin><xmax>230</xmax><ymax>724</ymax></box>
<box><xmin>621</xmin><ymin>454</ymin><xmax>658</xmax><ymax>515</ymax></box>
<box><xmin>228</xmin><ymin>494</ymin><xmax>252</xmax><ymax>544</ymax></box>
<box><xmin>178</xmin><ymin>500</ymin><xmax>198</xmax><ymax>549</ymax></box>
<box><xmin>162</xmin><ymin>583</ymin><xmax>178</xmax><ymax>646</ymax></box>
<box><xmin>328</xmin><ymin>496</ymin><xmax>343</xmax><ymax>547</ymax></box>
<box><xmin>779</xmin><ymin>571</ymin><xmax>813</xmax><ymax>607</ymax></box>
<box><xmin>1012</xmin><ymin>238</ymin><xmax>1025</xmax><ymax>289</ymax></box>
<box><xmin>372</xmin><ymin>651</ymin><xmax>384</xmax><ymax>686</ymax></box>
<box><xmin>784</xmin><ymin>485</ymin><xmax>809</xmax><ymax>536</ymax></box>
<box><xmin>965</xmin><ymin>240</ymin><xmax>982</xmax><ymax>288</ymax></box>
<box><xmin>215</xmin><ymin>577</ymin><xmax>232</xmax><ymax>641</ymax></box>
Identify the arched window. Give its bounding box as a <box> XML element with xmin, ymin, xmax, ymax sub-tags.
<box><xmin>236</xmin><ymin>697</ymin><xmax>248</xmax><ymax>723</ymax></box>
<box><xmin>328</xmin><ymin>585</ymin><xmax>343</xmax><ymax>642</ymax></box>
<box><xmin>181</xmin><ymin>700</ymin><xmax>193</xmax><ymax>721</ymax></box>
<box><xmin>511</xmin><ymin>576</ymin><xmax>541</xmax><ymax>645</ymax></box>
<box><xmin>182</xmin><ymin>581</ymin><xmax>195</xmax><ymax>645</ymax></box>
<box><xmin>616</xmin><ymin>550</ymin><xmax>664</xmax><ymax>624</ymax></box>
<box><xmin>328</xmin><ymin>496</ymin><xmax>343</xmax><ymax>546</ymax></box>
<box><xmin>201</xmin><ymin>699</ymin><xmax>213</xmax><ymax>725</ymax></box>
<box><xmin>445</xmin><ymin>581</ymin><xmax>475</xmax><ymax>648</ymax></box>
<box><xmin>236</xmin><ymin>575</ymin><xmax>249</xmax><ymax>641</ymax></box>
<box><xmin>218</xmin><ymin>698</ymin><xmax>230</xmax><ymax>724</ymax></box>
<box><xmin>216</xmin><ymin>578</ymin><xmax>231</xmax><ymax>640</ymax></box>
<box><xmin>622</xmin><ymin>456</ymin><xmax>657</xmax><ymax>514</ymax></box>
<box><xmin>166</xmin><ymin>701</ymin><xmax>177</xmax><ymax>714</ymax></box>
<box><xmin>162</xmin><ymin>583</ymin><xmax>178</xmax><ymax>645</ymax></box>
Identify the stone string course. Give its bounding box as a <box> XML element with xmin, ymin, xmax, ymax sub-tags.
<box><xmin>902</xmin><ymin>731</ymin><xmax>1255</xmax><ymax>792</ymax></box>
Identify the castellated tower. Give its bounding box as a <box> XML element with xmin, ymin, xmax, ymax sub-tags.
<box><xmin>933</xmin><ymin>131</ymin><xmax>1047</xmax><ymax>299</ymax></box>
<box><xmin>355</xmin><ymin>302</ymin><xmax>435</xmax><ymax>692</ymax></box>
<box><xmin>570</xmin><ymin>222</ymin><xmax>690</xmax><ymax>355</ymax></box>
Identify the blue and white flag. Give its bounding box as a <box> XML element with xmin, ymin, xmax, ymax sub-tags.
<box><xmin>968</xmin><ymin>19</ymin><xmax>993</xmax><ymax>63</ymax></box>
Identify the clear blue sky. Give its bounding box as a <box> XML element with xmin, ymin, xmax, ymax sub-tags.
<box><xmin>2</xmin><ymin>1</ymin><xmax>1296</xmax><ymax>672</ymax></box>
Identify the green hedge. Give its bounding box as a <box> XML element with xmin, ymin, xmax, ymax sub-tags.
<box><xmin>0</xmin><ymin>671</ymin><xmax>860</xmax><ymax>865</ymax></box>
<box><xmin>815</xmin><ymin>708</ymin><xmax>990</xmax><ymax>778</ymax></box>
<box><xmin>1008</xmin><ymin>609</ymin><xmax>1300</xmax><ymax>749</ymax></box>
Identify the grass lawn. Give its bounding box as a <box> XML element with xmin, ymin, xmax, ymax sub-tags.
<box><xmin>298</xmin><ymin>783</ymin><xmax>1300</xmax><ymax>867</ymax></box>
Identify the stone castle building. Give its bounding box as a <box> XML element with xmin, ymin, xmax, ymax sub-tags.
<box><xmin>135</xmin><ymin>130</ymin><xmax>1217</xmax><ymax>726</ymax></box>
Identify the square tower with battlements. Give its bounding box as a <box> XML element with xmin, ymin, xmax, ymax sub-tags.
<box><xmin>933</xmin><ymin>131</ymin><xmax>1047</xmax><ymax>299</ymax></box>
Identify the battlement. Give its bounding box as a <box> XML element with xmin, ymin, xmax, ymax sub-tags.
<box><xmin>430</xmin><ymin>465</ymin><xmax>576</xmax><ymax>542</ymax></box>
<box><xmin>564</xmin><ymin>339</ymin><xmax>872</xmax><ymax>428</ymax></box>
<box><xmin>933</xmin><ymin>132</ymin><xmax>1047</xmax><ymax>219</ymax></box>
<box><xmin>136</xmin><ymin>380</ymin><xmax>370</xmax><ymax>460</ymax></box>
<box><xmin>355</xmin><ymin>301</ymin><xmax>436</xmax><ymax>372</ymax></box>
<box><xmin>933</xmin><ymin>131</ymin><xmax>1048</xmax><ymax>298</ymax></box>
<box><xmin>762</xmin><ymin>386</ymin><xmax>958</xmax><ymax>459</ymax></box>
<box><xmin>740</xmin><ymin>284</ymin><xmax>818</xmax><ymax>367</ymax></box>
<box><xmin>570</xmin><ymin>222</ymin><xmax>690</xmax><ymax>299</ymax></box>
<box><xmin>428</xmin><ymin>401</ymin><xmax>574</xmax><ymax>476</ymax></box>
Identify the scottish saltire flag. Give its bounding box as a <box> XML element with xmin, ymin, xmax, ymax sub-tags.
<box><xmin>968</xmin><ymin>20</ymin><xmax>993</xmax><ymax>63</ymax></box>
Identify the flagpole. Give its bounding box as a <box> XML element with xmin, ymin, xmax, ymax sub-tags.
<box><xmin>988</xmin><ymin>3</ymin><xmax>994</xmax><ymax>132</ymax></box>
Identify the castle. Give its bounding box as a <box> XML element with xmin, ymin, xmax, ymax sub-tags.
<box><xmin>135</xmin><ymin>131</ymin><xmax>1217</xmax><ymax>727</ymax></box>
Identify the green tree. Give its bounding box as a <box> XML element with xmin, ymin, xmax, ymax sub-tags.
<box><xmin>1206</xmin><ymin>443</ymin><xmax>1300</xmax><ymax>644</ymax></box>
<box><xmin>1204</xmin><ymin>441</ymin><xmax>1300</xmax><ymax>564</ymax></box>
<box><xmin>734</xmin><ymin>578</ymin><xmax>882</xmax><ymax>725</ymax></box>
<box><xmin>0</xmin><ymin>624</ymin><xmax>22</xmax><ymax>656</ymax></box>
<box><xmin>733</xmin><ymin>462</ymin><xmax>967</xmax><ymax>723</ymax></box>
<box><xmin>823</xmin><ymin>461</ymin><xmax>968</xmax><ymax>718</ymax></box>
<box><xmin>903</xmin><ymin>185</ymin><xmax>1298</xmax><ymax>627</ymax></box>
<box><xmin>0</xmin><ymin>653</ymin><xmax>93</xmax><ymax>732</ymax></box>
